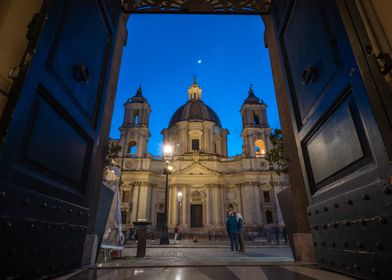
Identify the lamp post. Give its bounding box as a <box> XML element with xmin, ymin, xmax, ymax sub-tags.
<box><xmin>177</xmin><ymin>192</ymin><xmax>183</xmax><ymax>226</ymax></box>
<box><xmin>160</xmin><ymin>145</ymin><xmax>173</xmax><ymax>245</ymax></box>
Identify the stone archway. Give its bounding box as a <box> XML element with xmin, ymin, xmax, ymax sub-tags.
<box><xmin>1</xmin><ymin>1</ymin><xmax>391</xmax><ymax>279</ymax></box>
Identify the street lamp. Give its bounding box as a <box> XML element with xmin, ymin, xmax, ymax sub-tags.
<box><xmin>160</xmin><ymin>144</ymin><xmax>173</xmax><ymax>245</ymax></box>
<box><xmin>177</xmin><ymin>192</ymin><xmax>183</xmax><ymax>226</ymax></box>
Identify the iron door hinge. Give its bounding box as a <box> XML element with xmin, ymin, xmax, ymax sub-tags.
<box><xmin>26</xmin><ymin>13</ymin><xmax>42</xmax><ymax>40</ymax></box>
<box><xmin>376</xmin><ymin>52</ymin><xmax>392</xmax><ymax>75</ymax></box>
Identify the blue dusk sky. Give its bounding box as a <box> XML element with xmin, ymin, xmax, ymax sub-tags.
<box><xmin>110</xmin><ymin>14</ymin><xmax>280</xmax><ymax>156</ymax></box>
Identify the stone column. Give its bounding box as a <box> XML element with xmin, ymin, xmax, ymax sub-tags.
<box><xmin>254</xmin><ymin>185</ymin><xmax>262</xmax><ymax>224</ymax></box>
<box><xmin>182</xmin><ymin>185</ymin><xmax>188</xmax><ymax>230</ymax></box>
<box><xmin>206</xmin><ymin>187</ymin><xmax>210</xmax><ymax>225</ymax></box>
<box><xmin>136</xmin><ymin>135</ymin><xmax>143</xmax><ymax>157</ymax></box>
<box><xmin>148</xmin><ymin>184</ymin><xmax>154</xmax><ymax>221</ymax></box>
<box><xmin>222</xmin><ymin>130</ymin><xmax>229</xmax><ymax>156</ymax></box>
<box><xmin>137</xmin><ymin>182</ymin><xmax>149</xmax><ymax>219</ymax></box>
<box><xmin>220</xmin><ymin>187</ymin><xmax>225</xmax><ymax>224</ymax></box>
<box><xmin>178</xmin><ymin>122</ymin><xmax>188</xmax><ymax>154</ymax></box>
<box><xmin>130</xmin><ymin>185</ymin><xmax>138</xmax><ymax>222</ymax></box>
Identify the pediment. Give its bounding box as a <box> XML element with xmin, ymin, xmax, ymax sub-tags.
<box><xmin>174</xmin><ymin>163</ymin><xmax>220</xmax><ymax>176</ymax></box>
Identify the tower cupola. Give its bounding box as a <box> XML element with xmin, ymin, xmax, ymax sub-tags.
<box><xmin>188</xmin><ymin>77</ymin><xmax>202</xmax><ymax>101</ymax></box>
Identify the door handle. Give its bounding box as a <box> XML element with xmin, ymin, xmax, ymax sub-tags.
<box><xmin>301</xmin><ymin>64</ymin><xmax>315</xmax><ymax>85</ymax></box>
<box><xmin>74</xmin><ymin>64</ymin><xmax>90</xmax><ymax>83</ymax></box>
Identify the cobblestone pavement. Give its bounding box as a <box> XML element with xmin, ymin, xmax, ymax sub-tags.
<box><xmin>97</xmin><ymin>245</ymin><xmax>296</xmax><ymax>268</ymax></box>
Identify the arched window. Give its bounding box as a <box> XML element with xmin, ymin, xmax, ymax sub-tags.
<box><xmin>128</xmin><ymin>141</ymin><xmax>137</xmax><ymax>155</ymax></box>
<box><xmin>255</xmin><ymin>139</ymin><xmax>266</xmax><ymax>156</ymax></box>
<box><xmin>266</xmin><ymin>210</ymin><xmax>273</xmax><ymax>224</ymax></box>
<box><xmin>132</xmin><ymin>109</ymin><xmax>139</xmax><ymax>124</ymax></box>
<box><xmin>253</xmin><ymin>112</ymin><xmax>260</xmax><ymax>125</ymax></box>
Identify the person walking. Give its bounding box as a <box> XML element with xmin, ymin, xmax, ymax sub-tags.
<box><xmin>273</xmin><ymin>223</ymin><xmax>280</xmax><ymax>245</ymax></box>
<box><xmin>236</xmin><ymin>212</ymin><xmax>245</xmax><ymax>252</ymax></box>
<box><xmin>281</xmin><ymin>224</ymin><xmax>288</xmax><ymax>244</ymax></box>
<box><xmin>173</xmin><ymin>226</ymin><xmax>179</xmax><ymax>244</ymax></box>
<box><xmin>226</xmin><ymin>212</ymin><xmax>239</xmax><ymax>252</ymax></box>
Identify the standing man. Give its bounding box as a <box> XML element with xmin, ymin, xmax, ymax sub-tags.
<box><xmin>236</xmin><ymin>213</ymin><xmax>245</xmax><ymax>252</ymax></box>
<box><xmin>226</xmin><ymin>212</ymin><xmax>239</xmax><ymax>252</ymax></box>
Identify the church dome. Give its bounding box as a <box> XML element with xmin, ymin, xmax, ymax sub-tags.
<box><xmin>168</xmin><ymin>79</ymin><xmax>222</xmax><ymax>127</ymax></box>
<box><xmin>169</xmin><ymin>100</ymin><xmax>222</xmax><ymax>127</ymax></box>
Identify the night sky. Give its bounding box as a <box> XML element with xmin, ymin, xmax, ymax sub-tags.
<box><xmin>110</xmin><ymin>14</ymin><xmax>280</xmax><ymax>156</ymax></box>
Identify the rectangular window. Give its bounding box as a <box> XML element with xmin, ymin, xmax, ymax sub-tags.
<box><xmin>121</xmin><ymin>211</ymin><xmax>127</xmax><ymax>224</ymax></box>
<box><xmin>192</xmin><ymin>139</ymin><xmax>200</xmax><ymax>151</ymax></box>
<box><xmin>263</xmin><ymin>191</ymin><xmax>270</xmax><ymax>203</ymax></box>
<box><xmin>122</xmin><ymin>191</ymin><xmax>129</xmax><ymax>202</ymax></box>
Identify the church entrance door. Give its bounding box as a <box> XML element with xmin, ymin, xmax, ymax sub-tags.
<box><xmin>190</xmin><ymin>204</ymin><xmax>203</xmax><ymax>228</ymax></box>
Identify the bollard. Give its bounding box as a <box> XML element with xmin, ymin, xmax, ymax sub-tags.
<box><xmin>133</xmin><ymin>221</ymin><xmax>151</xmax><ymax>257</ymax></box>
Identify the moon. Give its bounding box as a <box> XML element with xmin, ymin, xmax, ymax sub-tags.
<box><xmin>197</xmin><ymin>60</ymin><xmax>202</xmax><ymax>64</ymax></box>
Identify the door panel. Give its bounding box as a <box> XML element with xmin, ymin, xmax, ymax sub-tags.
<box><xmin>273</xmin><ymin>0</ymin><xmax>392</xmax><ymax>278</ymax></box>
<box><xmin>48</xmin><ymin>0</ymin><xmax>110</xmax><ymax>123</ymax></box>
<box><xmin>191</xmin><ymin>204</ymin><xmax>203</xmax><ymax>227</ymax></box>
<box><xmin>283</xmin><ymin>0</ymin><xmax>339</xmax><ymax>124</ymax></box>
<box><xmin>0</xmin><ymin>0</ymin><xmax>120</xmax><ymax>278</ymax></box>
<box><xmin>23</xmin><ymin>92</ymin><xmax>91</xmax><ymax>190</ymax></box>
<box><xmin>303</xmin><ymin>92</ymin><xmax>372</xmax><ymax>190</ymax></box>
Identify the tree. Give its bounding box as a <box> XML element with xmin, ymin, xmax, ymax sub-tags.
<box><xmin>266</xmin><ymin>128</ymin><xmax>288</xmax><ymax>175</ymax></box>
<box><xmin>103</xmin><ymin>142</ymin><xmax>121</xmax><ymax>175</ymax></box>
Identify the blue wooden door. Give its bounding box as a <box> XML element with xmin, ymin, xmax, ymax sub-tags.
<box><xmin>272</xmin><ymin>0</ymin><xmax>392</xmax><ymax>278</ymax></box>
<box><xmin>0</xmin><ymin>0</ymin><xmax>121</xmax><ymax>278</ymax></box>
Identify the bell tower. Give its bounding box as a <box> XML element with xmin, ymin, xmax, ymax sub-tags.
<box><xmin>119</xmin><ymin>85</ymin><xmax>151</xmax><ymax>157</ymax></box>
<box><xmin>240</xmin><ymin>86</ymin><xmax>271</xmax><ymax>157</ymax></box>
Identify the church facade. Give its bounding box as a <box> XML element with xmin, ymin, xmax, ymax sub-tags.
<box><xmin>111</xmin><ymin>80</ymin><xmax>289</xmax><ymax>237</ymax></box>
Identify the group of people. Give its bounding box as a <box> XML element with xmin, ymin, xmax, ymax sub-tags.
<box><xmin>265</xmin><ymin>223</ymin><xmax>288</xmax><ymax>244</ymax></box>
<box><xmin>226</xmin><ymin>212</ymin><xmax>288</xmax><ymax>251</ymax></box>
<box><xmin>225</xmin><ymin>211</ymin><xmax>245</xmax><ymax>252</ymax></box>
